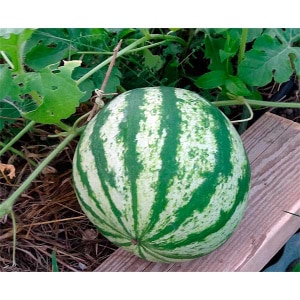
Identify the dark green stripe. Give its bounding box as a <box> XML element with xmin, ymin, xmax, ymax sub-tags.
<box><xmin>139</xmin><ymin>242</ymin><xmax>206</xmax><ymax>262</ymax></box>
<box><xmin>138</xmin><ymin>245</ymin><xmax>174</xmax><ymax>263</ymax></box>
<box><xmin>159</xmin><ymin>137</ymin><xmax>251</xmax><ymax>249</ymax></box>
<box><xmin>82</xmin><ymin>105</ymin><xmax>132</xmax><ymax>238</ymax></box>
<box><xmin>139</xmin><ymin>87</ymin><xmax>182</xmax><ymax>239</ymax></box>
<box><xmin>144</xmin><ymin>99</ymin><xmax>238</xmax><ymax>247</ymax></box>
<box><xmin>73</xmin><ymin>178</ymin><xmax>129</xmax><ymax>240</ymax></box>
<box><xmin>74</xmin><ymin>149</ymin><xmax>106</xmax><ymax>217</ymax></box>
<box><xmin>73</xmin><ymin>150</ymin><xmax>130</xmax><ymax>240</ymax></box>
<box><xmin>119</xmin><ymin>88</ymin><xmax>148</xmax><ymax>241</ymax></box>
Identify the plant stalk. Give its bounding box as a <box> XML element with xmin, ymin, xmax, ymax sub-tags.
<box><xmin>77</xmin><ymin>41</ymin><xmax>167</xmax><ymax>56</ymax></box>
<box><xmin>0</xmin><ymin>130</ymin><xmax>79</xmax><ymax>218</ymax></box>
<box><xmin>0</xmin><ymin>120</ymin><xmax>36</xmax><ymax>157</ymax></box>
<box><xmin>0</xmin><ymin>51</ymin><xmax>15</xmax><ymax>69</ymax></box>
<box><xmin>213</xmin><ymin>99</ymin><xmax>300</xmax><ymax>109</ymax></box>
<box><xmin>55</xmin><ymin>121</ymin><xmax>72</xmax><ymax>132</ymax></box>
<box><xmin>0</xmin><ymin>141</ymin><xmax>38</xmax><ymax>168</ymax></box>
<box><xmin>76</xmin><ymin>36</ymin><xmax>148</xmax><ymax>85</ymax></box>
<box><xmin>87</xmin><ymin>40</ymin><xmax>123</xmax><ymax>121</ymax></box>
<box><xmin>238</xmin><ymin>28</ymin><xmax>248</xmax><ymax>65</ymax></box>
<box><xmin>76</xmin><ymin>34</ymin><xmax>186</xmax><ymax>86</ymax></box>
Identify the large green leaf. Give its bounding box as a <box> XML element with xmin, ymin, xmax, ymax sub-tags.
<box><xmin>238</xmin><ymin>29</ymin><xmax>300</xmax><ymax>87</ymax></box>
<box><xmin>25</xmin><ymin>43</ymin><xmax>74</xmax><ymax>71</ymax></box>
<box><xmin>0</xmin><ymin>65</ymin><xmax>22</xmax><ymax>131</ymax></box>
<box><xmin>195</xmin><ymin>70</ymin><xmax>226</xmax><ymax>89</ymax></box>
<box><xmin>0</xmin><ymin>100</ymin><xmax>21</xmax><ymax>132</ymax></box>
<box><xmin>0</xmin><ymin>65</ymin><xmax>13</xmax><ymax>99</ymax></box>
<box><xmin>0</xmin><ymin>28</ymin><xmax>35</xmax><ymax>72</ymax></box>
<box><xmin>203</xmin><ymin>34</ymin><xmax>227</xmax><ymax>72</ymax></box>
<box><xmin>143</xmin><ymin>48</ymin><xmax>164</xmax><ymax>71</ymax></box>
<box><xmin>196</xmin><ymin>71</ymin><xmax>252</xmax><ymax>97</ymax></box>
<box><xmin>224</xmin><ymin>75</ymin><xmax>252</xmax><ymax>96</ymax></box>
<box><xmin>22</xmin><ymin>61</ymin><xmax>85</xmax><ymax>124</ymax></box>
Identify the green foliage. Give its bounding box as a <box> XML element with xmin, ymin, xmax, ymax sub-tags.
<box><xmin>238</xmin><ymin>29</ymin><xmax>300</xmax><ymax>86</ymax></box>
<box><xmin>143</xmin><ymin>48</ymin><xmax>164</xmax><ymax>71</ymax></box>
<box><xmin>0</xmin><ymin>28</ymin><xmax>123</xmax><ymax>130</ymax></box>
<box><xmin>195</xmin><ymin>29</ymin><xmax>263</xmax><ymax>99</ymax></box>
<box><xmin>22</xmin><ymin>61</ymin><xmax>85</xmax><ymax>124</ymax></box>
<box><xmin>0</xmin><ymin>28</ymin><xmax>34</xmax><ymax>72</ymax></box>
<box><xmin>194</xmin><ymin>28</ymin><xmax>300</xmax><ymax>108</ymax></box>
<box><xmin>1</xmin><ymin>28</ymin><xmax>300</xmax><ymax>133</ymax></box>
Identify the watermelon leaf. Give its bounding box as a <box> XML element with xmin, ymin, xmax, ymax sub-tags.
<box><xmin>0</xmin><ymin>65</ymin><xmax>22</xmax><ymax>131</ymax></box>
<box><xmin>197</xmin><ymin>29</ymin><xmax>263</xmax><ymax>97</ymax></box>
<box><xmin>143</xmin><ymin>48</ymin><xmax>164</xmax><ymax>72</ymax></box>
<box><xmin>225</xmin><ymin>75</ymin><xmax>252</xmax><ymax>96</ymax></box>
<box><xmin>23</xmin><ymin>61</ymin><xmax>85</xmax><ymax>124</ymax></box>
<box><xmin>195</xmin><ymin>70</ymin><xmax>227</xmax><ymax>89</ymax></box>
<box><xmin>238</xmin><ymin>29</ymin><xmax>300</xmax><ymax>87</ymax></box>
<box><xmin>0</xmin><ymin>64</ymin><xmax>14</xmax><ymax>99</ymax></box>
<box><xmin>25</xmin><ymin>43</ymin><xmax>75</xmax><ymax>71</ymax></box>
<box><xmin>203</xmin><ymin>34</ymin><xmax>227</xmax><ymax>72</ymax></box>
<box><xmin>0</xmin><ymin>100</ymin><xmax>21</xmax><ymax>132</ymax></box>
<box><xmin>0</xmin><ymin>28</ymin><xmax>35</xmax><ymax>72</ymax></box>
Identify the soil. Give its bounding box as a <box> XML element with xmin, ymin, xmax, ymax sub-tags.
<box><xmin>0</xmin><ymin>127</ymin><xmax>117</xmax><ymax>271</ymax></box>
<box><xmin>0</xmin><ymin>82</ymin><xmax>299</xmax><ymax>272</ymax></box>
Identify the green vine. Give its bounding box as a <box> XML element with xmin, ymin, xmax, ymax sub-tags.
<box><xmin>0</xmin><ymin>129</ymin><xmax>79</xmax><ymax>218</ymax></box>
<box><xmin>76</xmin><ymin>33</ymin><xmax>186</xmax><ymax>86</ymax></box>
<box><xmin>238</xmin><ymin>28</ymin><xmax>248</xmax><ymax>65</ymax></box>
<box><xmin>214</xmin><ymin>98</ymin><xmax>300</xmax><ymax>109</ymax></box>
<box><xmin>0</xmin><ymin>120</ymin><xmax>36</xmax><ymax>157</ymax></box>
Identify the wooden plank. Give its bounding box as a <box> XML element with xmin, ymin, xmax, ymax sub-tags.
<box><xmin>94</xmin><ymin>112</ymin><xmax>300</xmax><ymax>272</ymax></box>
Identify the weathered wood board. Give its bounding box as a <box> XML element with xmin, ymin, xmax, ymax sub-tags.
<box><xmin>94</xmin><ymin>112</ymin><xmax>300</xmax><ymax>272</ymax></box>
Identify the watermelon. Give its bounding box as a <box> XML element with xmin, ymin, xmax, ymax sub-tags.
<box><xmin>73</xmin><ymin>87</ymin><xmax>251</xmax><ymax>263</ymax></box>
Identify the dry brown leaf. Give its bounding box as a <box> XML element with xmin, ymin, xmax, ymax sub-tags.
<box><xmin>0</xmin><ymin>162</ymin><xmax>16</xmax><ymax>179</ymax></box>
<box><xmin>82</xmin><ymin>228</ymin><xmax>98</xmax><ymax>241</ymax></box>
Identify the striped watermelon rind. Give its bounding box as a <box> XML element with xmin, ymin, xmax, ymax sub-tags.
<box><xmin>73</xmin><ymin>87</ymin><xmax>251</xmax><ymax>263</ymax></box>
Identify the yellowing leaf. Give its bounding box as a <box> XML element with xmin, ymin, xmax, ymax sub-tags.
<box><xmin>0</xmin><ymin>163</ymin><xmax>16</xmax><ymax>179</ymax></box>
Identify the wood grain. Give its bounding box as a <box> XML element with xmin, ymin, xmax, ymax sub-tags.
<box><xmin>94</xmin><ymin>112</ymin><xmax>300</xmax><ymax>272</ymax></box>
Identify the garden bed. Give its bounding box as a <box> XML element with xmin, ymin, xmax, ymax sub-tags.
<box><xmin>1</xmin><ymin>112</ymin><xmax>299</xmax><ymax>271</ymax></box>
<box><xmin>1</xmin><ymin>28</ymin><xmax>300</xmax><ymax>271</ymax></box>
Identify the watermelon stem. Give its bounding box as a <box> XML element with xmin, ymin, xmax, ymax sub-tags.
<box><xmin>77</xmin><ymin>40</ymin><xmax>167</xmax><ymax>56</ymax></box>
<box><xmin>76</xmin><ymin>34</ymin><xmax>186</xmax><ymax>86</ymax></box>
<box><xmin>231</xmin><ymin>97</ymin><xmax>254</xmax><ymax>123</ymax></box>
<box><xmin>0</xmin><ymin>50</ymin><xmax>14</xmax><ymax>69</ymax></box>
<box><xmin>0</xmin><ymin>129</ymin><xmax>80</xmax><ymax>219</ymax></box>
<box><xmin>238</xmin><ymin>29</ymin><xmax>248</xmax><ymax>65</ymax></box>
<box><xmin>0</xmin><ymin>120</ymin><xmax>36</xmax><ymax>157</ymax></box>
<box><xmin>0</xmin><ymin>141</ymin><xmax>38</xmax><ymax>168</ymax></box>
<box><xmin>213</xmin><ymin>98</ymin><xmax>300</xmax><ymax>109</ymax></box>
